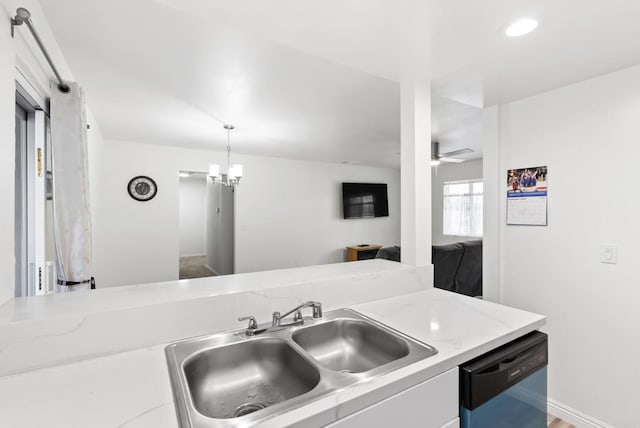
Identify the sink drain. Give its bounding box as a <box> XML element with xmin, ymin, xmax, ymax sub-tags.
<box><xmin>234</xmin><ymin>402</ymin><xmax>266</xmax><ymax>417</ymax></box>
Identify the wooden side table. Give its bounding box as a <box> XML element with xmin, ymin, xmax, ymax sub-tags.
<box><xmin>346</xmin><ymin>244</ymin><xmax>383</xmax><ymax>262</ymax></box>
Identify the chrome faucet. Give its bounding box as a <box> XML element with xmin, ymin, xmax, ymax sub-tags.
<box><xmin>272</xmin><ymin>301</ymin><xmax>323</xmax><ymax>327</ymax></box>
<box><xmin>238</xmin><ymin>301</ymin><xmax>323</xmax><ymax>337</ymax></box>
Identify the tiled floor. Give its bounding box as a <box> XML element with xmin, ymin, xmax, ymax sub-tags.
<box><xmin>179</xmin><ymin>255</ymin><xmax>216</xmax><ymax>279</ymax></box>
<box><xmin>547</xmin><ymin>414</ymin><xmax>575</xmax><ymax>428</ymax></box>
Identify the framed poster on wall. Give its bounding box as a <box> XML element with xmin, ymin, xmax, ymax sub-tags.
<box><xmin>506</xmin><ymin>166</ymin><xmax>548</xmax><ymax>226</ymax></box>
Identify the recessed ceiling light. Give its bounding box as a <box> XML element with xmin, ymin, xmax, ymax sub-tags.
<box><xmin>505</xmin><ymin>19</ymin><xmax>538</xmax><ymax>37</ymax></box>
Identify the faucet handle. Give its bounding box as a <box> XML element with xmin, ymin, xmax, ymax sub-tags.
<box><xmin>272</xmin><ymin>312</ymin><xmax>281</xmax><ymax>326</ymax></box>
<box><xmin>310</xmin><ymin>302</ymin><xmax>322</xmax><ymax>319</ymax></box>
<box><xmin>238</xmin><ymin>316</ymin><xmax>258</xmax><ymax>332</ymax></box>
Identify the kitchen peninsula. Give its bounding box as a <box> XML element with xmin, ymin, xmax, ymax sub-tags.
<box><xmin>0</xmin><ymin>260</ymin><xmax>544</xmax><ymax>427</ymax></box>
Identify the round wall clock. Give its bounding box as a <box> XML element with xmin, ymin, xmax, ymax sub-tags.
<box><xmin>127</xmin><ymin>176</ymin><xmax>158</xmax><ymax>202</ymax></box>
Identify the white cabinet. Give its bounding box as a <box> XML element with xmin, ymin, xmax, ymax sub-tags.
<box><xmin>326</xmin><ymin>368</ymin><xmax>458</xmax><ymax>428</ymax></box>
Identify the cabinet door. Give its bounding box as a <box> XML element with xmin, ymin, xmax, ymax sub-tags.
<box><xmin>327</xmin><ymin>368</ymin><xmax>458</xmax><ymax>428</ymax></box>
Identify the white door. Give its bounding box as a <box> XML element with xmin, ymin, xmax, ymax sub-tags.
<box><xmin>30</xmin><ymin>109</ymin><xmax>47</xmax><ymax>296</ymax></box>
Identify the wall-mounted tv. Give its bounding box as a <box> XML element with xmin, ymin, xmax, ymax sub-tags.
<box><xmin>342</xmin><ymin>183</ymin><xmax>389</xmax><ymax>219</ymax></box>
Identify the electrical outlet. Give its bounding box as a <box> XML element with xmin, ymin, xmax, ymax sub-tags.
<box><xmin>600</xmin><ymin>245</ymin><xmax>617</xmax><ymax>264</ymax></box>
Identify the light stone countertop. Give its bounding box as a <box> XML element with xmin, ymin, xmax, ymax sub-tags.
<box><xmin>0</xmin><ymin>260</ymin><xmax>411</xmax><ymax>324</ymax></box>
<box><xmin>0</xmin><ymin>287</ymin><xmax>545</xmax><ymax>428</ymax></box>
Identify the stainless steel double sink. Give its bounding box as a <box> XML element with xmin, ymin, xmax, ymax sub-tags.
<box><xmin>165</xmin><ymin>308</ymin><xmax>437</xmax><ymax>427</ymax></box>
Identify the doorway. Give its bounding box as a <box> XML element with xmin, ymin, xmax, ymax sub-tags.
<box><xmin>15</xmin><ymin>86</ymin><xmax>54</xmax><ymax>297</ymax></box>
<box><xmin>14</xmin><ymin>102</ymin><xmax>28</xmax><ymax>296</ymax></box>
<box><xmin>178</xmin><ymin>171</ymin><xmax>235</xmax><ymax>279</ymax></box>
<box><xmin>179</xmin><ymin>171</ymin><xmax>214</xmax><ymax>279</ymax></box>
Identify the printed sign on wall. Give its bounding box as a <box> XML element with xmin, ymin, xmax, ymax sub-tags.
<box><xmin>506</xmin><ymin>166</ymin><xmax>548</xmax><ymax>226</ymax></box>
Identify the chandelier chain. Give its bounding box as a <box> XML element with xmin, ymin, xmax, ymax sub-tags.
<box><xmin>226</xmin><ymin>128</ymin><xmax>231</xmax><ymax>170</ymax></box>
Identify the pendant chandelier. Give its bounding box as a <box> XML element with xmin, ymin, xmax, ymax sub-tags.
<box><xmin>209</xmin><ymin>124</ymin><xmax>243</xmax><ymax>187</ymax></box>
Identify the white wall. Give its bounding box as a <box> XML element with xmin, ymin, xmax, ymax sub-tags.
<box><xmin>431</xmin><ymin>159</ymin><xmax>483</xmax><ymax>245</ymax></box>
<box><xmin>94</xmin><ymin>139</ymin><xmax>401</xmax><ymax>287</ymax></box>
<box><xmin>178</xmin><ymin>174</ymin><xmax>206</xmax><ymax>257</ymax></box>
<box><xmin>235</xmin><ymin>154</ymin><xmax>400</xmax><ymax>273</ymax></box>
<box><xmin>485</xmin><ymin>65</ymin><xmax>640</xmax><ymax>427</ymax></box>
<box><xmin>0</xmin><ymin>2</ymin><xmax>16</xmax><ymax>305</ymax></box>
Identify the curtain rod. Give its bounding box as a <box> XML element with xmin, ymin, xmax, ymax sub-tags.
<box><xmin>11</xmin><ymin>7</ymin><xmax>70</xmax><ymax>93</ymax></box>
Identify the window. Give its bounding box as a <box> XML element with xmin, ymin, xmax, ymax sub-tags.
<box><xmin>443</xmin><ymin>180</ymin><xmax>483</xmax><ymax>237</ymax></box>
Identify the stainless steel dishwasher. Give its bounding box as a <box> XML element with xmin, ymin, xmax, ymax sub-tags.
<box><xmin>460</xmin><ymin>331</ymin><xmax>548</xmax><ymax>428</ymax></box>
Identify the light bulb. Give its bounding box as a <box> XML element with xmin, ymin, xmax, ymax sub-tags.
<box><xmin>208</xmin><ymin>164</ymin><xmax>220</xmax><ymax>178</ymax></box>
<box><xmin>228</xmin><ymin>165</ymin><xmax>237</xmax><ymax>180</ymax></box>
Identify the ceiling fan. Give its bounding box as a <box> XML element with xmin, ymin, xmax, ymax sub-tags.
<box><xmin>431</xmin><ymin>141</ymin><xmax>473</xmax><ymax>166</ymax></box>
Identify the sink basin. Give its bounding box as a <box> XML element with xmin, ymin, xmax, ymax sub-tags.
<box><xmin>184</xmin><ymin>338</ymin><xmax>320</xmax><ymax>419</ymax></box>
<box><xmin>165</xmin><ymin>308</ymin><xmax>437</xmax><ymax>427</ymax></box>
<box><xmin>292</xmin><ymin>319</ymin><xmax>410</xmax><ymax>373</ymax></box>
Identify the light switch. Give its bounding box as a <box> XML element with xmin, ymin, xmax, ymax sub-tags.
<box><xmin>600</xmin><ymin>245</ymin><xmax>617</xmax><ymax>264</ymax></box>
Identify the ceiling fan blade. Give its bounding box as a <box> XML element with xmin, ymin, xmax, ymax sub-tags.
<box><xmin>440</xmin><ymin>148</ymin><xmax>473</xmax><ymax>157</ymax></box>
<box><xmin>439</xmin><ymin>157</ymin><xmax>466</xmax><ymax>163</ymax></box>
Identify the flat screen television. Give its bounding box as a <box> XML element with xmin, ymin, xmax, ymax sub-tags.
<box><xmin>342</xmin><ymin>183</ymin><xmax>389</xmax><ymax>219</ymax></box>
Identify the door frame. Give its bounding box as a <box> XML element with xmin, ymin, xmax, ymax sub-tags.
<box><xmin>15</xmin><ymin>75</ymin><xmax>49</xmax><ymax>296</ymax></box>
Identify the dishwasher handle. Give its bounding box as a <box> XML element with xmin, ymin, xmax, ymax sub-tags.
<box><xmin>477</xmin><ymin>342</ymin><xmax>544</xmax><ymax>376</ymax></box>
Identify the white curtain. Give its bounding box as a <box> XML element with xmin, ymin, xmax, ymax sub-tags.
<box><xmin>443</xmin><ymin>181</ymin><xmax>483</xmax><ymax>237</ymax></box>
<box><xmin>50</xmin><ymin>82</ymin><xmax>93</xmax><ymax>292</ymax></box>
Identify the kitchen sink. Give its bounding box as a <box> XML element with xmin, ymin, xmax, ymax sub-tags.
<box><xmin>165</xmin><ymin>308</ymin><xmax>437</xmax><ymax>427</ymax></box>
<box><xmin>292</xmin><ymin>319</ymin><xmax>410</xmax><ymax>373</ymax></box>
<box><xmin>183</xmin><ymin>338</ymin><xmax>320</xmax><ymax>419</ymax></box>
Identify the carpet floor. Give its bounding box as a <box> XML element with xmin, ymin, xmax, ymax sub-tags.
<box><xmin>179</xmin><ymin>255</ymin><xmax>216</xmax><ymax>280</ymax></box>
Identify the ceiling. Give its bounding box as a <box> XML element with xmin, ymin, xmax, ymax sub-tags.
<box><xmin>40</xmin><ymin>0</ymin><xmax>640</xmax><ymax>168</ymax></box>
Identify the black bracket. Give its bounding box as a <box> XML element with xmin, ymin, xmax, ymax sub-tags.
<box><xmin>10</xmin><ymin>18</ymin><xmax>20</xmax><ymax>38</ymax></box>
<box><xmin>10</xmin><ymin>8</ymin><xmax>29</xmax><ymax>38</ymax></box>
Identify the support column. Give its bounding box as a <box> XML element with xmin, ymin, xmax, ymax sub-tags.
<box><xmin>400</xmin><ymin>79</ymin><xmax>431</xmax><ymax>266</ymax></box>
<box><xmin>482</xmin><ymin>105</ymin><xmax>501</xmax><ymax>303</ymax></box>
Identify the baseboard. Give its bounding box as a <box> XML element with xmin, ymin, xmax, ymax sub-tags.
<box><xmin>547</xmin><ymin>398</ymin><xmax>613</xmax><ymax>428</ymax></box>
<box><xmin>180</xmin><ymin>253</ymin><xmax>207</xmax><ymax>258</ymax></box>
<box><xmin>204</xmin><ymin>264</ymin><xmax>220</xmax><ymax>276</ymax></box>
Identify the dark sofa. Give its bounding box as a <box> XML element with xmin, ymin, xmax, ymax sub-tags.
<box><xmin>432</xmin><ymin>240</ymin><xmax>482</xmax><ymax>297</ymax></box>
<box><xmin>375</xmin><ymin>240</ymin><xmax>482</xmax><ymax>297</ymax></box>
